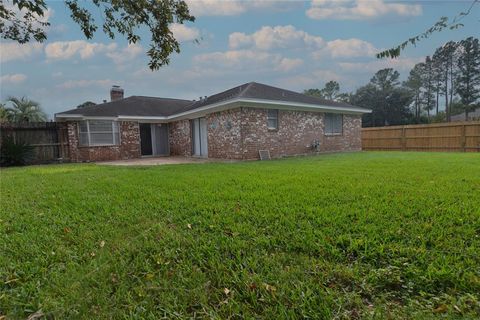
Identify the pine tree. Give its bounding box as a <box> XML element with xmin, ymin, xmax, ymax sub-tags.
<box><xmin>432</xmin><ymin>55</ymin><xmax>444</xmax><ymax>115</ymax></box>
<box><xmin>422</xmin><ymin>56</ymin><xmax>436</xmax><ymax>120</ymax></box>
<box><xmin>456</xmin><ymin>37</ymin><xmax>480</xmax><ymax>120</ymax></box>
<box><xmin>405</xmin><ymin>63</ymin><xmax>424</xmax><ymax>120</ymax></box>
<box><xmin>433</xmin><ymin>41</ymin><xmax>459</xmax><ymax>122</ymax></box>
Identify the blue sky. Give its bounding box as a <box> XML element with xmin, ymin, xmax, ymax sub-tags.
<box><xmin>1</xmin><ymin>0</ymin><xmax>478</xmax><ymax>118</ymax></box>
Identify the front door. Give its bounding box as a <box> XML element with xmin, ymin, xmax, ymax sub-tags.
<box><xmin>140</xmin><ymin>123</ymin><xmax>153</xmax><ymax>156</ymax></box>
<box><xmin>192</xmin><ymin>118</ymin><xmax>208</xmax><ymax>157</ymax></box>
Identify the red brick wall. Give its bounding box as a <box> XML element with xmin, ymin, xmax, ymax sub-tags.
<box><xmin>65</xmin><ymin>108</ymin><xmax>362</xmax><ymax>162</ymax></box>
<box><xmin>322</xmin><ymin>115</ymin><xmax>362</xmax><ymax>152</ymax></box>
<box><xmin>206</xmin><ymin>109</ymin><xmax>244</xmax><ymax>159</ymax></box>
<box><xmin>205</xmin><ymin>107</ymin><xmax>362</xmax><ymax>160</ymax></box>
<box><xmin>66</xmin><ymin>121</ymin><xmax>141</xmax><ymax>162</ymax></box>
<box><xmin>169</xmin><ymin>119</ymin><xmax>192</xmax><ymax>156</ymax></box>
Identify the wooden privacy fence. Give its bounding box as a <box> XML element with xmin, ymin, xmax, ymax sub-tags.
<box><xmin>0</xmin><ymin>122</ymin><xmax>69</xmax><ymax>163</ymax></box>
<box><xmin>362</xmin><ymin>121</ymin><xmax>480</xmax><ymax>152</ymax></box>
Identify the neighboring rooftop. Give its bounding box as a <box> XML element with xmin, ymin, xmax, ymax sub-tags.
<box><xmin>451</xmin><ymin>107</ymin><xmax>480</xmax><ymax>122</ymax></box>
<box><xmin>56</xmin><ymin>82</ymin><xmax>370</xmax><ymax>119</ymax></box>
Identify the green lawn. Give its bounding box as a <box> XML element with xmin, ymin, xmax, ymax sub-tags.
<box><xmin>1</xmin><ymin>152</ymin><xmax>479</xmax><ymax>319</ymax></box>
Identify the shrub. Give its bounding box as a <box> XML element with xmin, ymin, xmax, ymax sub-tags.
<box><xmin>0</xmin><ymin>136</ymin><xmax>34</xmax><ymax>166</ymax></box>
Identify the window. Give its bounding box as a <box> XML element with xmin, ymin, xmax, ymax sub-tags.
<box><xmin>325</xmin><ymin>113</ymin><xmax>343</xmax><ymax>135</ymax></box>
<box><xmin>267</xmin><ymin>109</ymin><xmax>278</xmax><ymax>130</ymax></box>
<box><xmin>78</xmin><ymin>120</ymin><xmax>120</xmax><ymax>146</ymax></box>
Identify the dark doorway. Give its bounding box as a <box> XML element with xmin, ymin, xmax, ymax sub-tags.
<box><xmin>139</xmin><ymin>123</ymin><xmax>152</xmax><ymax>156</ymax></box>
<box><xmin>153</xmin><ymin>124</ymin><xmax>169</xmax><ymax>156</ymax></box>
<box><xmin>192</xmin><ymin>118</ymin><xmax>208</xmax><ymax>157</ymax></box>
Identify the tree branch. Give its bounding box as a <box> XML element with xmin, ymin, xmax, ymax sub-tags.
<box><xmin>377</xmin><ymin>0</ymin><xmax>479</xmax><ymax>59</ymax></box>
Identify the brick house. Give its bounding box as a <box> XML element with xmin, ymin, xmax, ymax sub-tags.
<box><xmin>55</xmin><ymin>82</ymin><xmax>370</xmax><ymax>162</ymax></box>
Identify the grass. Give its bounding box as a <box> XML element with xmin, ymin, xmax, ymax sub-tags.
<box><xmin>1</xmin><ymin>152</ymin><xmax>479</xmax><ymax>319</ymax></box>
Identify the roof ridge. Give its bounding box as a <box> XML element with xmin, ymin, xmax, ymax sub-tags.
<box><xmin>131</xmin><ymin>95</ymin><xmax>192</xmax><ymax>102</ymax></box>
<box><xmin>238</xmin><ymin>81</ymin><xmax>256</xmax><ymax>98</ymax></box>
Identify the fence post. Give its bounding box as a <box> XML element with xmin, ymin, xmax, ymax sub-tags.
<box><xmin>401</xmin><ymin>126</ymin><xmax>406</xmax><ymax>151</ymax></box>
<box><xmin>461</xmin><ymin>124</ymin><xmax>466</xmax><ymax>152</ymax></box>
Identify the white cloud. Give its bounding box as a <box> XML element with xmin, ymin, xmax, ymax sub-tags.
<box><xmin>106</xmin><ymin>43</ymin><xmax>143</xmax><ymax>65</ymax></box>
<box><xmin>229</xmin><ymin>32</ymin><xmax>251</xmax><ymax>49</ymax></box>
<box><xmin>228</xmin><ymin>25</ymin><xmax>377</xmax><ymax>60</ymax></box>
<box><xmin>187</xmin><ymin>0</ymin><xmax>246</xmax><ymax>16</ymax></box>
<box><xmin>195</xmin><ymin>49</ymin><xmax>277</xmax><ymax>67</ymax></box>
<box><xmin>313</xmin><ymin>38</ymin><xmax>378</xmax><ymax>59</ymax></box>
<box><xmin>194</xmin><ymin>49</ymin><xmax>303</xmax><ymax>73</ymax></box>
<box><xmin>306</xmin><ymin>0</ymin><xmax>422</xmax><ymax>20</ymax></box>
<box><xmin>278</xmin><ymin>69</ymin><xmax>343</xmax><ymax>88</ymax></box>
<box><xmin>45</xmin><ymin>40</ymin><xmax>117</xmax><ymax>60</ymax></box>
<box><xmin>0</xmin><ymin>73</ymin><xmax>27</xmax><ymax>85</ymax></box>
<box><xmin>167</xmin><ymin>67</ymin><xmax>225</xmax><ymax>85</ymax></box>
<box><xmin>0</xmin><ymin>42</ymin><xmax>44</xmax><ymax>63</ymax></box>
<box><xmin>338</xmin><ymin>57</ymin><xmax>423</xmax><ymax>73</ymax></box>
<box><xmin>276</xmin><ymin>58</ymin><xmax>304</xmax><ymax>72</ymax></box>
<box><xmin>171</xmin><ymin>23</ymin><xmax>200</xmax><ymax>42</ymax></box>
<box><xmin>229</xmin><ymin>25</ymin><xmax>324</xmax><ymax>50</ymax></box>
<box><xmin>186</xmin><ymin>0</ymin><xmax>297</xmax><ymax>16</ymax></box>
<box><xmin>56</xmin><ymin>79</ymin><xmax>118</xmax><ymax>90</ymax></box>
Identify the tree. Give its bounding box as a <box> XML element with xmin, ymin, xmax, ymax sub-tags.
<box><xmin>351</xmin><ymin>68</ymin><xmax>413</xmax><ymax>127</ymax></box>
<box><xmin>76</xmin><ymin>101</ymin><xmax>97</xmax><ymax>109</ymax></box>
<box><xmin>456</xmin><ymin>37</ymin><xmax>480</xmax><ymax>120</ymax></box>
<box><xmin>432</xmin><ymin>54</ymin><xmax>445</xmax><ymax>115</ymax></box>
<box><xmin>5</xmin><ymin>97</ymin><xmax>47</xmax><ymax>122</ymax></box>
<box><xmin>421</xmin><ymin>56</ymin><xmax>436</xmax><ymax>119</ymax></box>
<box><xmin>433</xmin><ymin>41</ymin><xmax>459</xmax><ymax>122</ymax></box>
<box><xmin>303</xmin><ymin>88</ymin><xmax>322</xmax><ymax>98</ymax></box>
<box><xmin>304</xmin><ymin>81</ymin><xmax>350</xmax><ymax>102</ymax></box>
<box><xmin>0</xmin><ymin>0</ymin><xmax>195</xmax><ymax>70</ymax></box>
<box><xmin>303</xmin><ymin>80</ymin><xmax>350</xmax><ymax>102</ymax></box>
<box><xmin>0</xmin><ymin>103</ymin><xmax>13</xmax><ymax>122</ymax></box>
<box><xmin>370</xmin><ymin>68</ymin><xmax>401</xmax><ymax>91</ymax></box>
<box><xmin>449</xmin><ymin>99</ymin><xmax>468</xmax><ymax>116</ymax></box>
<box><xmin>404</xmin><ymin>63</ymin><xmax>424</xmax><ymax>120</ymax></box>
<box><xmin>320</xmin><ymin>81</ymin><xmax>340</xmax><ymax>100</ymax></box>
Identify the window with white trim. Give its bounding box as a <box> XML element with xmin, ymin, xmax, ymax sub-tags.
<box><xmin>267</xmin><ymin>109</ymin><xmax>278</xmax><ymax>130</ymax></box>
<box><xmin>78</xmin><ymin>120</ymin><xmax>120</xmax><ymax>146</ymax></box>
<box><xmin>325</xmin><ymin>113</ymin><xmax>343</xmax><ymax>135</ymax></box>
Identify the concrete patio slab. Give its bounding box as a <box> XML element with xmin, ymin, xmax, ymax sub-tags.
<box><xmin>99</xmin><ymin>156</ymin><xmax>228</xmax><ymax>166</ymax></box>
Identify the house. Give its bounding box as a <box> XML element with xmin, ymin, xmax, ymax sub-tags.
<box><xmin>451</xmin><ymin>107</ymin><xmax>480</xmax><ymax>122</ymax></box>
<box><xmin>55</xmin><ymin>82</ymin><xmax>371</xmax><ymax>162</ymax></box>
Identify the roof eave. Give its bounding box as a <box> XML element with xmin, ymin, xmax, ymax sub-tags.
<box><xmin>168</xmin><ymin>98</ymin><xmax>371</xmax><ymax>120</ymax></box>
<box><xmin>239</xmin><ymin>98</ymin><xmax>371</xmax><ymax>114</ymax></box>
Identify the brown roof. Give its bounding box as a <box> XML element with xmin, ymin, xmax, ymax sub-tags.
<box><xmin>56</xmin><ymin>82</ymin><xmax>370</xmax><ymax>118</ymax></box>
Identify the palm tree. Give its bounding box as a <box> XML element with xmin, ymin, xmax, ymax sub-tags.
<box><xmin>0</xmin><ymin>103</ymin><xmax>13</xmax><ymax>122</ymax></box>
<box><xmin>6</xmin><ymin>97</ymin><xmax>47</xmax><ymax>122</ymax></box>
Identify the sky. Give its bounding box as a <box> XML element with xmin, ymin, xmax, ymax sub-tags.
<box><xmin>0</xmin><ymin>0</ymin><xmax>479</xmax><ymax>118</ymax></box>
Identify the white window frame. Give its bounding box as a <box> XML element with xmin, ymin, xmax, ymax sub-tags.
<box><xmin>267</xmin><ymin>109</ymin><xmax>279</xmax><ymax>130</ymax></box>
<box><xmin>324</xmin><ymin>113</ymin><xmax>343</xmax><ymax>135</ymax></box>
<box><xmin>78</xmin><ymin>120</ymin><xmax>120</xmax><ymax>146</ymax></box>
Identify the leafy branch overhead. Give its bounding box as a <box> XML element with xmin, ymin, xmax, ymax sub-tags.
<box><xmin>377</xmin><ymin>0</ymin><xmax>479</xmax><ymax>59</ymax></box>
<box><xmin>0</xmin><ymin>0</ymin><xmax>195</xmax><ymax>70</ymax></box>
<box><xmin>0</xmin><ymin>0</ymin><xmax>50</xmax><ymax>43</ymax></box>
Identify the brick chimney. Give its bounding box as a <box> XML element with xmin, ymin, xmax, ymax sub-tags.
<box><xmin>110</xmin><ymin>85</ymin><xmax>124</xmax><ymax>101</ymax></box>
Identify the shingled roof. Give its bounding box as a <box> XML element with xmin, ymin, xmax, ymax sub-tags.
<box><xmin>58</xmin><ymin>96</ymin><xmax>193</xmax><ymax>117</ymax></box>
<box><xmin>56</xmin><ymin>82</ymin><xmax>370</xmax><ymax>119</ymax></box>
